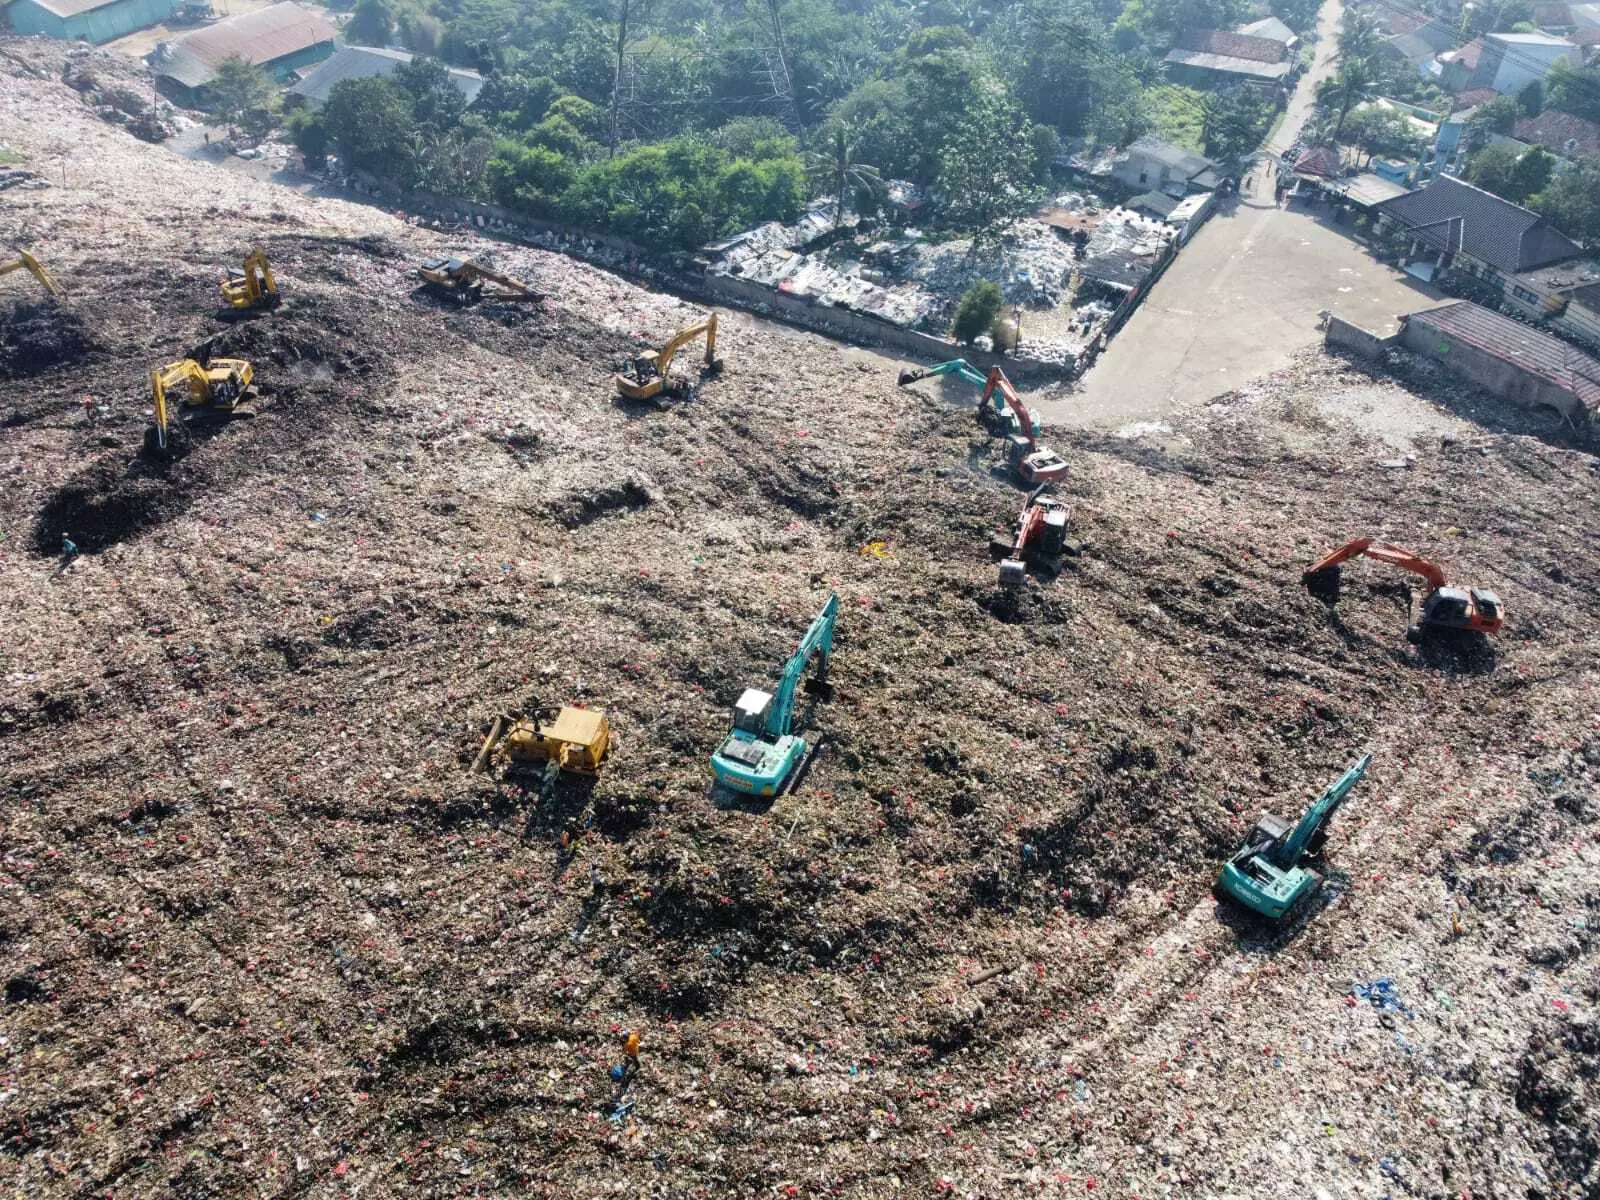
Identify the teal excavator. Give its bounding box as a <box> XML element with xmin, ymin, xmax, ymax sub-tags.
<box><xmin>710</xmin><ymin>592</ymin><xmax>838</xmax><ymax>798</ymax></box>
<box><xmin>1217</xmin><ymin>753</ymin><xmax>1371</xmax><ymax>920</ymax></box>
<box><xmin>897</xmin><ymin>359</ymin><xmax>1041</xmax><ymax>437</ymax></box>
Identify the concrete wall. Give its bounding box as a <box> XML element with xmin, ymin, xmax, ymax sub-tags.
<box><xmin>1324</xmin><ymin>314</ymin><xmax>1399</xmax><ymax>357</ymax></box>
<box><xmin>1399</xmin><ymin>318</ymin><xmax>1586</xmax><ymax>421</ymax></box>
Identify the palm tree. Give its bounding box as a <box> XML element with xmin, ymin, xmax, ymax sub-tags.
<box><xmin>1332</xmin><ymin>56</ymin><xmax>1375</xmax><ymax>136</ymax></box>
<box><xmin>809</xmin><ymin>121</ymin><xmax>885</xmax><ymax>229</ymax></box>
<box><xmin>1337</xmin><ymin>5</ymin><xmax>1384</xmax><ymax>61</ymax></box>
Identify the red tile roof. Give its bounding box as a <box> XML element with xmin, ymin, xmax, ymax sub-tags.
<box><xmin>1514</xmin><ymin>109</ymin><xmax>1600</xmax><ymax>161</ymax></box>
<box><xmin>1175</xmin><ymin>29</ymin><xmax>1287</xmax><ymax>63</ymax></box>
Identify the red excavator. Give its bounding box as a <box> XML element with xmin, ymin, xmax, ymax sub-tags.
<box><xmin>992</xmin><ymin>484</ymin><xmax>1073</xmax><ymax>588</ymax></box>
<box><xmin>1303</xmin><ymin>538</ymin><xmax>1504</xmax><ymax>638</ymax></box>
<box><xmin>982</xmin><ymin>368</ymin><xmax>1068</xmax><ymax>485</ymax></box>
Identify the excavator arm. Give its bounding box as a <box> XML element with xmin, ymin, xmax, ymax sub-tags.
<box><xmin>897</xmin><ymin>358</ymin><xmax>989</xmax><ymax>389</ymax></box>
<box><xmin>655</xmin><ymin>315</ymin><xmax>718</xmax><ymax>379</ymax></box>
<box><xmin>149</xmin><ymin>360</ymin><xmax>207</xmax><ymax>450</ymax></box>
<box><xmin>1304</xmin><ymin>538</ymin><xmax>1447</xmax><ymax>590</ymax></box>
<box><xmin>1277</xmin><ymin>753</ymin><xmax>1371</xmax><ymax>866</ymax></box>
<box><xmin>464</xmin><ymin>262</ymin><xmax>542</xmax><ymax>300</ymax></box>
<box><xmin>1</xmin><ymin>250</ymin><xmax>63</xmax><ymax>300</ymax></box>
<box><xmin>765</xmin><ymin>592</ymin><xmax>840</xmax><ymax>739</ymax></box>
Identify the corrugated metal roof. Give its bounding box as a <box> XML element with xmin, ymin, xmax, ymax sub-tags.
<box><xmin>1162</xmin><ymin>47</ymin><xmax>1292</xmax><ymax>78</ymax></box>
<box><xmin>1337</xmin><ymin>172</ymin><xmax>1411</xmax><ymax>207</ymax></box>
<box><xmin>1407</xmin><ymin>300</ymin><xmax>1600</xmax><ymax>410</ymax></box>
<box><xmin>288</xmin><ymin>45</ymin><xmax>484</xmax><ymax>106</ymax></box>
<box><xmin>156</xmin><ymin>1</ymin><xmax>335</xmax><ymax>88</ymax></box>
<box><xmin>19</xmin><ymin>0</ymin><xmax>132</xmax><ymax>19</ymax></box>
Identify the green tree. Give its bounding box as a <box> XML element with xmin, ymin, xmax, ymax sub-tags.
<box><xmin>286</xmin><ymin>106</ymin><xmax>328</xmax><ymax>167</ymax></box>
<box><xmin>807</xmin><ymin>120</ymin><xmax>884</xmax><ymax>228</ymax></box>
<box><xmin>1534</xmin><ymin>161</ymin><xmax>1600</xmax><ymax>244</ymax></box>
<box><xmin>1465</xmin><ymin>94</ymin><xmax>1521</xmax><ymax>147</ymax></box>
<box><xmin>347</xmin><ymin>0</ymin><xmax>392</xmax><ymax>46</ymax></box>
<box><xmin>1517</xmin><ymin>78</ymin><xmax>1543</xmax><ymax>116</ymax></box>
<box><xmin>1509</xmin><ymin>145</ymin><xmax>1554</xmax><ymax>200</ymax></box>
<box><xmin>1546</xmin><ymin>60</ymin><xmax>1600</xmax><ymax>123</ymax></box>
<box><xmin>1337</xmin><ymin>5</ymin><xmax>1385</xmax><ymax>61</ymax></box>
<box><xmin>205</xmin><ymin>55</ymin><xmax>278</xmax><ymax>138</ymax></box>
<box><xmin>487</xmin><ymin>141</ymin><xmax>574</xmax><ymax>213</ymax></box>
<box><xmin>1339</xmin><ymin>106</ymin><xmax>1427</xmax><ymax>166</ymax></box>
<box><xmin>953</xmin><ymin>279</ymin><xmax>1003</xmax><ymax>343</ymax></box>
<box><xmin>1466</xmin><ymin>143</ymin><xmax>1550</xmax><ymax>202</ymax></box>
<box><xmin>1330</xmin><ymin>56</ymin><xmax>1375</xmax><ymax>135</ymax></box>
<box><xmin>1465</xmin><ymin>142</ymin><xmax>1522</xmax><ymax>197</ymax></box>
<box><xmin>393</xmin><ymin>56</ymin><xmax>467</xmax><ymax>134</ymax></box>
<box><xmin>1200</xmin><ymin>88</ymin><xmax>1271</xmax><ymax>164</ymax></box>
<box><xmin>323</xmin><ymin>76</ymin><xmax>418</xmax><ymax>185</ymax></box>
<box><xmin>936</xmin><ymin>87</ymin><xmax>1039</xmax><ymax>242</ymax></box>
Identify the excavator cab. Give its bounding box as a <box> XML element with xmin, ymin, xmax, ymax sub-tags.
<box><xmin>1418</xmin><ymin>586</ymin><xmax>1502</xmax><ymax>636</ymax></box>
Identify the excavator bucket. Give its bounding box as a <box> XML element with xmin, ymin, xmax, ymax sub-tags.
<box><xmin>897</xmin><ymin>368</ymin><xmax>924</xmax><ymax>386</ymax></box>
<box><xmin>802</xmin><ymin>676</ymin><xmax>834</xmax><ymax>701</ymax></box>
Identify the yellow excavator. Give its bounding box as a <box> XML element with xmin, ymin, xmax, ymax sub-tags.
<box><xmin>615</xmin><ymin>312</ymin><xmax>722</xmax><ymax>401</ymax></box>
<box><xmin>1</xmin><ymin>250</ymin><xmax>64</xmax><ymax>300</ymax></box>
<box><xmin>146</xmin><ymin>356</ymin><xmax>257</xmax><ymax>455</ymax></box>
<box><xmin>219</xmin><ymin>248</ymin><xmax>280</xmax><ymax>312</ymax></box>
<box><xmin>416</xmin><ymin>257</ymin><xmax>543</xmax><ymax>304</ymax></box>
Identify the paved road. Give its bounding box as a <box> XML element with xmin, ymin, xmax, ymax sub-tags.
<box><xmin>1037</xmin><ymin>0</ymin><xmax>1440</xmax><ymax>431</ymax></box>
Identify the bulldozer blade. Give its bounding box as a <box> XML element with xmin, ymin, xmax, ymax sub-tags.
<box><xmin>803</xmin><ymin>677</ymin><xmax>835</xmax><ymax>701</ymax></box>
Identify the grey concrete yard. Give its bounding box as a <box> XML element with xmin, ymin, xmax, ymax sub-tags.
<box><xmin>1035</xmin><ymin>0</ymin><xmax>1441</xmax><ymax>431</ymax></box>
<box><xmin>1039</xmin><ymin>199</ymin><xmax>1442</xmax><ymax>429</ymax></box>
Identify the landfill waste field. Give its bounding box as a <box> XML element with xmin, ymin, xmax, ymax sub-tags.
<box><xmin>3</xmin><ymin>41</ymin><xmax>1600</xmax><ymax>1200</ymax></box>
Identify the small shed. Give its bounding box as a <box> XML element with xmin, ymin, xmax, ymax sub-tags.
<box><xmin>6</xmin><ymin>0</ymin><xmax>177</xmax><ymax>43</ymax></box>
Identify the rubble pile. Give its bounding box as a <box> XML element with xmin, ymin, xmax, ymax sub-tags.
<box><xmin>59</xmin><ymin>45</ymin><xmax>183</xmax><ymax>142</ymax></box>
<box><xmin>2</xmin><ymin>39</ymin><xmax>1598</xmax><ymax>1200</ymax></box>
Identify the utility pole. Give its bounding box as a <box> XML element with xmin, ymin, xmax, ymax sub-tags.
<box><xmin>609</xmin><ymin>0</ymin><xmax>629</xmax><ymax>158</ymax></box>
<box><xmin>764</xmin><ymin>0</ymin><xmax>804</xmax><ymax>147</ymax></box>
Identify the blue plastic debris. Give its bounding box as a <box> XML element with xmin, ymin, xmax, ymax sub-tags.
<box><xmin>1350</xmin><ymin>977</ymin><xmax>1411</xmax><ymax>1016</ymax></box>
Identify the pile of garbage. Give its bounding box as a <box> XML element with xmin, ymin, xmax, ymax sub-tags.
<box><xmin>61</xmin><ymin>46</ymin><xmax>181</xmax><ymax>142</ymax></box>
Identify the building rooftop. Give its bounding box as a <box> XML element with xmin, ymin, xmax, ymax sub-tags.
<box><xmin>1338</xmin><ymin>172</ymin><xmax>1412</xmax><ymax>207</ymax></box>
<box><xmin>1439</xmin><ymin>37</ymin><xmax>1485</xmax><ymax>68</ymax></box>
<box><xmin>1163</xmin><ymin>47</ymin><xmax>1293</xmax><ymax>78</ymax></box>
<box><xmin>1515</xmin><ymin>259</ymin><xmax>1600</xmax><ymax>302</ymax></box>
<box><xmin>155</xmin><ymin>2</ymin><xmax>336</xmax><ymax>89</ymax></box>
<box><xmin>1292</xmin><ymin>145</ymin><xmax>1345</xmax><ymax>178</ymax></box>
<box><xmin>1513</xmin><ymin>108</ymin><xmax>1600</xmax><ymax>161</ymax></box>
<box><xmin>1565</xmin><ymin>280</ymin><xmax>1600</xmax><ymax>308</ymax></box>
<box><xmin>1377</xmin><ymin>174</ymin><xmax>1583</xmax><ymax>274</ymax></box>
<box><xmin>1236</xmin><ymin>16</ymin><xmax>1297</xmax><ymax>43</ymax></box>
<box><xmin>17</xmin><ymin>0</ymin><xmax>128</xmax><ymax>18</ymax></box>
<box><xmin>1174</xmin><ymin>28</ymin><xmax>1287</xmax><ymax>62</ymax></box>
<box><xmin>288</xmin><ymin>45</ymin><xmax>485</xmax><ymax>106</ymax></box>
<box><xmin>1405</xmin><ymin>300</ymin><xmax>1600</xmax><ymax>410</ymax></box>
<box><xmin>1486</xmin><ymin>29</ymin><xmax>1576</xmax><ymax>44</ymax></box>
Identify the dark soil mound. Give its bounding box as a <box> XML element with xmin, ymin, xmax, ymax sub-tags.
<box><xmin>0</xmin><ymin>301</ymin><xmax>97</xmax><ymax>377</ymax></box>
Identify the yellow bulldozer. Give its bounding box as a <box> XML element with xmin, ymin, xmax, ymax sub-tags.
<box><xmin>1</xmin><ymin>250</ymin><xmax>64</xmax><ymax>301</ymax></box>
<box><xmin>146</xmin><ymin>356</ymin><xmax>258</xmax><ymax>455</ymax></box>
<box><xmin>615</xmin><ymin>312</ymin><xmax>722</xmax><ymax>401</ymax></box>
<box><xmin>472</xmin><ymin>704</ymin><xmax>611</xmax><ymax>795</ymax></box>
<box><xmin>219</xmin><ymin>248</ymin><xmax>280</xmax><ymax>313</ymax></box>
<box><xmin>416</xmin><ymin>257</ymin><xmax>543</xmax><ymax>304</ymax></box>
